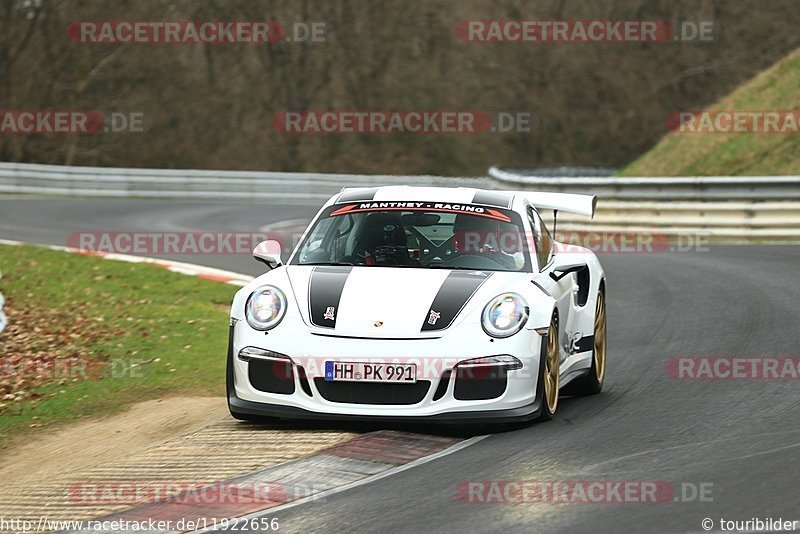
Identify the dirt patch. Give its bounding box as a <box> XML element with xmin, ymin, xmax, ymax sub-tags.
<box><xmin>0</xmin><ymin>396</ymin><xmax>226</xmax><ymax>484</ymax></box>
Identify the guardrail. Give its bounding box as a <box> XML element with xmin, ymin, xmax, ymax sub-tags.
<box><xmin>1</xmin><ymin>161</ymin><xmax>798</xmax><ymax>201</ymax></box>
<box><xmin>0</xmin><ymin>161</ymin><xmax>493</xmax><ymax>200</ymax></box>
<box><xmin>1</xmin><ymin>161</ymin><xmax>799</xmax><ymax>242</ymax></box>
<box><xmin>487</xmin><ymin>167</ymin><xmax>800</xmax><ymax>242</ymax></box>
<box><xmin>488</xmin><ymin>166</ymin><xmax>800</xmax><ymax>201</ymax></box>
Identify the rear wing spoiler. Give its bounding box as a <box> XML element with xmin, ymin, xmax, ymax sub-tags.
<box><xmin>515</xmin><ymin>191</ymin><xmax>597</xmax><ymax>218</ymax></box>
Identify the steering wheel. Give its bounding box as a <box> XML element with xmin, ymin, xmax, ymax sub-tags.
<box><xmin>372</xmin><ymin>245</ymin><xmax>403</xmax><ymax>266</ymax></box>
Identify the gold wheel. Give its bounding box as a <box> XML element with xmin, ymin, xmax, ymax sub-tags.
<box><xmin>593</xmin><ymin>292</ymin><xmax>607</xmax><ymax>383</ymax></box>
<box><xmin>544</xmin><ymin>318</ymin><xmax>560</xmax><ymax>414</ymax></box>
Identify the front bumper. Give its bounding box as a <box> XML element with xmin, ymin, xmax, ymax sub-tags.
<box><xmin>226</xmin><ymin>319</ymin><xmax>545</xmax><ymax>423</ymax></box>
<box><xmin>227</xmin><ymin>391</ymin><xmax>543</xmax><ymax>424</ymax></box>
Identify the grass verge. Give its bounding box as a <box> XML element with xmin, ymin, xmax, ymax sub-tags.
<box><xmin>0</xmin><ymin>244</ymin><xmax>236</xmax><ymax>451</ymax></box>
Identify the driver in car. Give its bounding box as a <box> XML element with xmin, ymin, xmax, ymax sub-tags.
<box><xmin>350</xmin><ymin>213</ymin><xmax>416</xmax><ymax>266</ymax></box>
<box><xmin>448</xmin><ymin>213</ymin><xmax>522</xmax><ymax>270</ymax></box>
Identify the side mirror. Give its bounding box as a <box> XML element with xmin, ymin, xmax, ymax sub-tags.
<box><xmin>549</xmin><ymin>254</ymin><xmax>586</xmax><ymax>282</ymax></box>
<box><xmin>253</xmin><ymin>240</ymin><xmax>283</xmax><ymax>270</ymax></box>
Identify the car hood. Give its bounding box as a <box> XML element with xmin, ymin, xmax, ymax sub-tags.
<box><xmin>284</xmin><ymin>265</ymin><xmax>519</xmax><ymax>338</ymax></box>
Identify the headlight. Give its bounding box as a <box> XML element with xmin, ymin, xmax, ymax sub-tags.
<box><xmin>245</xmin><ymin>286</ymin><xmax>287</xmax><ymax>330</ymax></box>
<box><xmin>481</xmin><ymin>293</ymin><xmax>529</xmax><ymax>338</ymax></box>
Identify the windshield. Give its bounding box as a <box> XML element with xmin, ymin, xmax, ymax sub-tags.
<box><xmin>291</xmin><ymin>201</ymin><xmax>532</xmax><ymax>272</ymax></box>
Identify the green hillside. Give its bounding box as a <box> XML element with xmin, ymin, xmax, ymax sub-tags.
<box><xmin>622</xmin><ymin>47</ymin><xmax>800</xmax><ymax>176</ymax></box>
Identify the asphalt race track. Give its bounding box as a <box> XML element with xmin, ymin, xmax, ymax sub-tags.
<box><xmin>0</xmin><ymin>197</ymin><xmax>306</xmax><ymax>276</ymax></box>
<box><xmin>2</xmin><ymin>196</ymin><xmax>799</xmax><ymax>533</ymax></box>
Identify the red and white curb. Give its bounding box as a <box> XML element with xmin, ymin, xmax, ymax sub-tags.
<box><xmin>61</xmin><ymin>432</ymin><xmax>486</xmax><ymax>533</ymax></box>
<box><xmin>0</xmin><ymin>239</ymin><xmax>253</xmax><ymax>287</ymax></box>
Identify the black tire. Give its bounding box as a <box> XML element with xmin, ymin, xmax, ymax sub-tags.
<box><xmin>563</xmin><ymin>290</ymin><xmax>606</xmax><ymax>397</ymax></box>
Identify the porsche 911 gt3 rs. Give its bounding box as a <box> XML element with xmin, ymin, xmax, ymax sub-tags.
<box><xmin>226</xmin><ymin>186</ymin><xmax>606</xmax><ymax>424</ymax></box>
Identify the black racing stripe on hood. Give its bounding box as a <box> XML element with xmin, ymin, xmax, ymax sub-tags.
<box><xmin>337</xmin><ymin>187</ymin><xmax>380</xmax><ymax>203</ymax></box>
<box><xmin>471</xmin><ymin>190</ymin><xmax>512</xmax><ymax>209</ymax></box>
<box><xmin>421</xmin><ymin>271</ymin><xmax>491</xmax><ymax>332</ymax></box>
<box><xmin>308</xmin><ymin>266</ymin><xmax>352</xmax><ymax>328</ymax></box>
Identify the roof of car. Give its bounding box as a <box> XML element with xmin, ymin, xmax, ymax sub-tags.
<box><xmin>335</xmin><ymin>185</ymin><xmax>515</xmax><ymax>209</ymax></box>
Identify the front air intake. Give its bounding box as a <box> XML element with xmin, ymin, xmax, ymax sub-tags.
<box><xmin>453</xmin><ymin>367</ymin><xmax>507</xmax><ymax>401</ymax></box>
<box><xmin>314</xmin><ymin>379</ymin><xmax>430</xmax><ymax>405</ymax></box>
<box><xmin>248</xmin><ymin>359</ymin><xmax>295</xmax><ymax>395</ymax></box>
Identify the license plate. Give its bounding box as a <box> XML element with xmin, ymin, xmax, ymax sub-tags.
<box><xmin>324</xmin><ymin>361</ymin><xmax>417</xmax><ymax>383</ymax></box>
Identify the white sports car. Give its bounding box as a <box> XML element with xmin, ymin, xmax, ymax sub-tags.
<box><xmin>227</xmin><ymin>186</ymin><xmax>606</xmax><ymax>424</ymax></box>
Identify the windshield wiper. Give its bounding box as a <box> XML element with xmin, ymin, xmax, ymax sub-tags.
<box><xmin>425</xmin><ymin>265</ymin><xmax>474</xmax><ymax>270</ymax></box>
